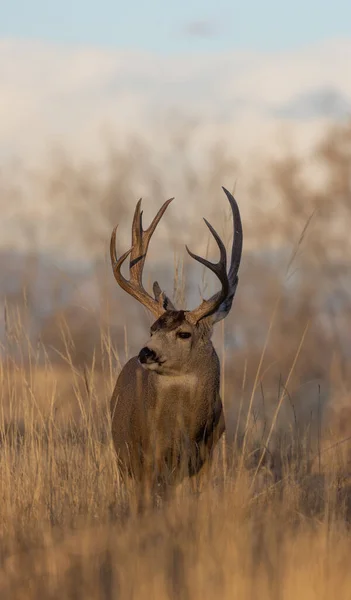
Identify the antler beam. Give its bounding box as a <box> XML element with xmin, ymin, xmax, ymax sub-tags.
<box><xmin>110</xmin><ymin>197</ymin><xmax>174</xmax><ymax>318</ymax></box>
<box><xmin>186</xmin><ymin>187</ymin><xmax>243</xmax><ymax>324</ymax></box>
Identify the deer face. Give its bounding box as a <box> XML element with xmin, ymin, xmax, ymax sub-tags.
<box><xmin>138</xmin><ymin>310</ymin><xmax>210</xmax><ymax>375</ymax></box>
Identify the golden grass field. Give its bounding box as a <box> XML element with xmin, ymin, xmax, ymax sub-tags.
<box><xmin>1</xmin><ymin>347</ymin><xmax>351</xmax><ymax>600</ymax></box>
<box><xmin>1</xmin><ymin>122</ymin><xmax>351</xmax><ymax>598</ymax></box>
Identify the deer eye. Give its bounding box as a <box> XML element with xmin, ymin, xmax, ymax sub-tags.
<box><xmin>177</xmin><ymin>331</ymin><xmax>191</xmax><ymax>339</ymax></box>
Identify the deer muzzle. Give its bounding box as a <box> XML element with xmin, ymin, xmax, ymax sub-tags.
<box><xmin>138</xmin><ymin>346</ymin><xmax>158</xmax><ymax>365</ymax></box>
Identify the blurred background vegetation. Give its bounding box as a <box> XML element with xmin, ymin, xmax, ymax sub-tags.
<box><xmin>1</xmin><ymin>118</ymin><xmax>351</xmax><ymax>599</ymax></box>
<box><xmin>2</xmin><ymin>119</ymin><xmax>351</xmax><ymax>439</ymax></box>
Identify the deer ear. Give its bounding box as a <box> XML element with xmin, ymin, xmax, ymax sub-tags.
<box><xmin>153</xmin><ymin>281</ymin><xmax>176</xmax><ymax>311</ymax></box>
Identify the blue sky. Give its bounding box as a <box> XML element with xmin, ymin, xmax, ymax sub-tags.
<box><xmin>1</xmin><ymin>0</ymin><xmax>351</xmax><ymax>54</ymax></box>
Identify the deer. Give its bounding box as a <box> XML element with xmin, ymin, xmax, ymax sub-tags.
<box><xmin>110</xmin><ymin>187</ymin><xmax>243</xmax><ymax>506</ymax></box>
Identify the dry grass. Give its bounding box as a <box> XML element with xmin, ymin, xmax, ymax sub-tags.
<box><xmin>1</xmin><ymin>121</ymin><xmax>351</xmax><ymax>597</ymax></box>
<box><xmin>1</xmin><ymin>303</ymin><xmax>351</xmax><ymax>600</ymax></box>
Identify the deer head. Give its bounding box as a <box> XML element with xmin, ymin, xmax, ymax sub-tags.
<box><xmin>110</xmin><ymin>187</ymin><xmax>243</xmax><ymax>376</ymax></box>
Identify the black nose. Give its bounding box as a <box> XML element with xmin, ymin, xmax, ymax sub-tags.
<box><xmin>138</xmin><ymin>347</ymin><xmax>157</xmax><ymax>364</ymax></box>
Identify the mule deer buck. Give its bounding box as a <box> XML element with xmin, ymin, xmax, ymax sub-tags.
<box><xmin>110</xmin><ymin>187</ymin><xmax>242</xmax><ymax>502</ymax></box>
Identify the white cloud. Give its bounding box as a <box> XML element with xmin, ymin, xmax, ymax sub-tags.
<box><xmin>0</xmin><ymin>36</ymin><xmax>350</xmax><ymax>164</ymax></box>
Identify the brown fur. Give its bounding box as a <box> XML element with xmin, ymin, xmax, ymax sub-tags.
<box><xmin>110</xmin><ymin>313</ymin><xmax>225</xmax><ymax>499</ymax></box>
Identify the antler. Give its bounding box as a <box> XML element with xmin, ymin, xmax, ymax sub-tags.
<box><xmin>110</xmin><ymin>197</ymin><xmax>174</xmax><ymax>318</ymax></box>
<box><xmin>186</xmin><ymin>187</ymin><xmax>243</xmax><ymax>324</ymax></box>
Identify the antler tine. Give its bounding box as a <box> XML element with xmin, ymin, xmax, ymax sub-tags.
<box><xmin>222</xmin><ymin>187</ymin><xmax>242</xmax><ymax>286</ymax></box>
<box><xmin>110</xmin><ymin>197</ymin><xmax>174</xmax><ymax>318</ymax></box>
<box><xmin>186</xmin><ymin>219</ymin><xmax>229</xmax><ymax>324</ymax></box>
<box><xmin>186</xmin><ymin>218</ymin><xmax>228</xmax><ymax>282</ymax></box>
<box><xmin>147</xmin><ymin>198</ymin><xmax>174</xmax><ymax>235</ymax></box>
<box><xmin>110</xmin><ymin>226</ymin><xmax>132</xmax><ymax>286</ymax></box>
<box><xmin>131</xmin><ymin>198</ymin><xmax>143</xmax><ymax>250</ymax></box>
<box><xmin>129</xmin><ymin>197</ymin><xmax>174</xmax><ymax>284</ymax></box>
<box><xmin>186</xmin><ymin>187</ymin><xmax>243</xmax><ymax>324</ymax></box>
